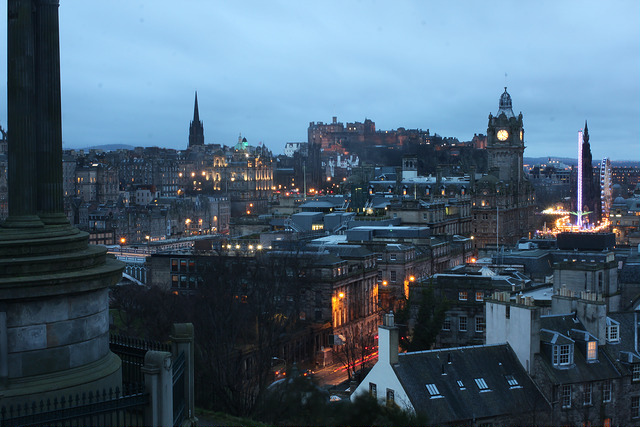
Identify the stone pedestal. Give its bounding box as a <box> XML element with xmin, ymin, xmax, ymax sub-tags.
<box><xmin>0</xmin><ymin>229</ymin><xmax>124</xmax><ymax>404</ymax></box>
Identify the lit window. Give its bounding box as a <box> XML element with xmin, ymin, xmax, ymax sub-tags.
<box><xmin>587</xmin><ymin>341</ymin><xmax>597</xmax><ymax>361</ymax></box>
<box><xmin>476</xmin><ymin>316</ymin><xmax>485</xmax><ymax>333</ymax></box>
<box><xmin>584</xmin><ymin>382</ymin><xmax>592</xmax><ymax>406</ymax></box>
<box><xmin>562</xmin><ymin>385</ymin><xmax>571</xmax><ymax>408</ymax></box>
<box><xmin>602</xmin><ymin>381</ymin><xmax>611</xmax><ymax>402</ymax></box>
<box><xmin>475</xmin><ymin>291</ymin><xmax>484</xmax><ymax>302</ymax></box>
<box><xmin>474</xmin><ymin>378</ymin><xmax>489</xmax><ymax>391</ymax></box>
<box><xmin>459</xmin><ymin>316</ymin><xmax>467</xmax><ymax>332</ymax></box>
<box><xmin>426</xmin><ymin>383</ymin><xmax>442</xmax><ymax>398</ymax></box>
<box><xmin>459</xmin><ymin>291</ymin><xmax>468</xmax><ymax>301</ymax></box>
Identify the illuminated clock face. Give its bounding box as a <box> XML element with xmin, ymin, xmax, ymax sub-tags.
<box><xmin>497</xmin><ymin>129</ymin><xmax>509</xmax><ymax>141</ymax></box>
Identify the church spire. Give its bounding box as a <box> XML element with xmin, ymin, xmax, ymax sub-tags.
<box><xmin>188</xmin><ymin>91</ymin><xmax>204</xmax><ymax>147</ymax></box>
<box><xmin>193</xmin><ymin>91</ymin><xmax>200</xmax><ymax>123</ymax></box>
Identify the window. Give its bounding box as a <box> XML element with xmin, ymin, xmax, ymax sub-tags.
<box><xmin>474</xmin><ymin>378</ymin><xmax>489</xmax><ymax>391</ymax></box>
<box><xmin>459</xmin><ymin>316</ymin><xmax>467</xmax><ymax>332</ymax></box>
<box><xmin>584</xmin><ymin>382</ymin><xmax>592</xmax><ymax>406</ymax></box>
<box><xmin>505</xmin><ymin>375</ymin><xmax>519</xmax><ymax>387</ymax></box>
<box><xmin>633</xmin><ymin>364</ymin><xmax>640</xmax><ymax>382</ymax></box>
<box><xmin>426</xmin><ymin>383</ymin><xmax>441</xmax><ymax>398</ymax></box>
<box><xmin>386</xmin><ymin>388</ymin><xmax>395</xmax><ymax>404</ymax></box>
<box><xmin>369</xmin><ymin>382</ymin><xmax>377</xmax><ymax>397</ymax></box>
<box><xmin>377</xmin><ymin>270</ymin><xmax>382</xmax><ymax>281</ymax></box>
<box><xmin>475</xmin><ymin>291</ymin><xmax>484</xmax><ymax>302</ymax></box>
<box><xmin>171</xmin><ymin>258</ymin><xmax>179</xmax><ymax>272</ymax></box>
<box><xmin>562</xmin><ymin>385</ymin><xmax>571</xmax><ymax>408</ymax></box>
<box><xmin>390</xmin><ymin>254</ymin><xmax>397</xmax><ymax>261</ymax></box>
<box><xmin>456</xmin><ymin>380</ymin><xmax>465</xmax><ymax>390</ymax></box>
<box><xmin>602</xmin><ymin>381</ymin><xmax>611</xmax><ymax>402</ymax></box>
<box><xmin>606</xmin><ymin>321</ymin><xmax>620</xmax><ymax>342</ymax></box>
<box><xmin>553</xmin><ymin>344</ymin><xmax>573</xmax><ymax>366</ymax></box>
<box><xmin>587</xmin><ymin>341</ymin><xmax>597</xmax><ymax>361</ymax></box>
<box><xmin>459</xmin><ymin>291</ymin><xmax>468</xmax><ymax>301</ymax></box>
<box><xmin>442</xmin><ymin>318</ymin><xmax>451</xmax><ymax>331</ymax></box>
<box><xmin>476</xmin><ymin>316</ymin><xmax>485</xmax><ymax>333</ymax></box>
<box><xmin>390</xmin><ymin>271</ymin><xmax>397</xmax><ymax>283</ymax></box>
<box><xmin>633</xmin><ymin>396</ymin><xmax>640</xmax><ymax>419</ymax></box>
<box><xmin>505</xmin><ymin>305</ymin><xmax>510</xmax><ymax>319</ymax></box>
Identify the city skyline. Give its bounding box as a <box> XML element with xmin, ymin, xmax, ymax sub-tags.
<box><xmin>0</xmin><ymin>0</ymin><xmax>638</xmax><ymax>160</ymax></box>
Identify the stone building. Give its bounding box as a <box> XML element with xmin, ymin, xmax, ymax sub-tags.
<box><xmin>472</xmin><ymin>88</ymin><xmax>536</xmax><ymax>249</ymax></box>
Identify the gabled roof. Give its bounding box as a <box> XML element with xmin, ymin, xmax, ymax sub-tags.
<box><xmin>392</xmin><ymin>344</ymin><xmax>546</xmax><ymax>423</ymax></box>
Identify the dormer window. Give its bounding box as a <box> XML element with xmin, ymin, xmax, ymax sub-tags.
<box><xmin>553</xmin><ymin>344</ymin><xmax>573</xmax><ymax>366</ymax></box>
<box><xmin>587</xmin><ymin>341</ymin><xmax>597</xmax><ymax>361</ymax></box>
<box><xmin>606</xmin><ymin>318</ymin><xmax>620</xmax><ymax>343</ymax></box>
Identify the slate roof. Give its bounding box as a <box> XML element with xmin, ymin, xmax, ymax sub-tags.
<box><xmin>537</xmin><ymin>314</ymin><xmax>620</xmax><ymax>384</ymax></box>
<box><xmin>606</xmin><ymin>311</ymin><xmax>640</xmax><ymax>371</ymax></box>
<box><xmin>393</xmin><ymin>343</ymin><xmax>546</xmax><ymax>423</ymax></box>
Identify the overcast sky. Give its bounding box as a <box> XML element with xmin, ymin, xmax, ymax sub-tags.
<box><xmin>0</xmin><ymin>0</ymin><xmax>638</xmax><ymax>161</ymax></box>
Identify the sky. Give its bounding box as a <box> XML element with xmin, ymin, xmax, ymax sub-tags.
<box><xmin>0</xmin><ymin>0</ymin><xmax>638</xmax><ymax>161</ymax></box>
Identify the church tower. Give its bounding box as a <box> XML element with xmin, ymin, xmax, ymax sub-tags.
<box><xmin>188</xmin><ymin>91</ymin><xmax>204</xmax><ymax>147</ymax></box>
<box><xmin>486</xmin><ymin>87</ymin><xmax>525</xmax><ymax>183</ymax></box>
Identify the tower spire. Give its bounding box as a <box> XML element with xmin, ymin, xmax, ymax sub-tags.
<box><xmin>193</xmin><ymin>91</ymin><xmax>200</xmax><ymax>123</ymax></box>
<box><xmin>188</xmin><ymin>91</ymin><xmax>204</xmax><ymax>147</ymax></box>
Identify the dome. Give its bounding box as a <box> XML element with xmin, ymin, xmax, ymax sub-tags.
<box><xmin>612</xmin><ymin>196</ymin><xmax>627</xmax><ymax>206</ymax></box>
<box><xmin>497</xmin><ymin>87</ymin><xmax>515</xmax><ymax>118</ymax></box>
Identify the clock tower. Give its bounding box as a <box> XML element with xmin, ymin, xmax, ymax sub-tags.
<box><xmin>472</xmin><ymin>88</ymin><xmax>536</xmax><ymax>249</ymax></box>
<box><xmin>486</xmin><ymin>87</ymin><xmax>525</xmax><ymax>183</ymax></box>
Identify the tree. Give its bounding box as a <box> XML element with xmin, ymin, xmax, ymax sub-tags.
<box><xmin>332</xmin><ymin>322</ymin><xmax>377</xmax><ymax>382</ymax></box>
<box><xmin>395</xmin><ymin>284</ymin><xmax>449</xmax><ymax>352</ymax></box>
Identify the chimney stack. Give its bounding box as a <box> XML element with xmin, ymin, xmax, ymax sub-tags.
<box><xmin>378</xmin><ymin>312</ymin><xmax>399</xmax><ymax>365</ymax></box>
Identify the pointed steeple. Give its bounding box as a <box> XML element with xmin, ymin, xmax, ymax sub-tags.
<box><xmin>188</xmin><ymin>91</ymin><xmax>204</xmax><ymax>147</ymax></box>
<box><xmin>583</xmin><ymin>120</ymin><xmax>589</xmax><ymax>144</ymax></box>
<box><xmin>193</xmin><ymin>91</ymin><xmax>200</xmax><ymax>123</ymax></box>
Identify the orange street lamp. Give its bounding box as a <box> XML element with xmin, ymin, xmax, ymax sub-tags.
<box><xmin>338</xmin><ymin>292</ymin><xmax>345</xmax><ymax>299</ymax></box>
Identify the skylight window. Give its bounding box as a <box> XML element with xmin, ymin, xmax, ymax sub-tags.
<box><xmin>457</xmin><ymin>380</ymin><xmax>465</xmax><ymax>390</ymax></box>
<box><xmin>475</xmin><ymin>378</ymin><xmax>490</xmax><ymax>391</ymax></box>
<box><xmin>505</xmin><ymin>375</ymin><xmax>520</xmax><ymax>388</ymax></box>
<box><xmin>426</xmin><ymin>383</ymin><xmax>442</xmax><ymax>398</ymax></box>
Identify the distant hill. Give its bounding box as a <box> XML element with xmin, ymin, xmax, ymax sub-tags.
<box><xmin>524</xmin><ymin>157</ymin><xmax>577</xmax><ymax>166</ymax></box>
<box><xmin>63</xmin><ymin>144</ymin><xmax>136</xmax><ymax>152</ymax></box>
<box><xmin>525</xmin><ymin>157</ymin><xmax>638</xmax><ymax>167</ymax></box>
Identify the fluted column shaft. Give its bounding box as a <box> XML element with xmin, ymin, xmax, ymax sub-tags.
<box><xmin>35</xmin><ymin>0</ymin><xmax>66</xmax><ymax>224</ymax></box>
<box><xmin>6</xmin><ymin>0</ymin><xmax>43</xmax><ymax>228</ymax></box>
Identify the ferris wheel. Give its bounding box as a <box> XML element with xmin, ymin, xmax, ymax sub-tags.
<box><xmin>600</xmin><ymin>157</ymin><xmax>612</xmax><ymax>219</ymax></box>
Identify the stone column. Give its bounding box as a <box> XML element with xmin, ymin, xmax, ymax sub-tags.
<box><xmin>142</xmin><ymin>351</ymin><xmax>173</xmax><ymax>427</ymax></box>
<box><xmin>5</xmin><ymin>0</ymin><xmax>44</xmax><ymax>228</ymax></box>
<box><xmin>35</xmin><ymin>0</ymin><xmax>67</xmax><ymax>225</ymax></box>
<box><xmin>171</xmin><ymin>323</ymin><xmax>196</xmax><ymax>426</ymax></box>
